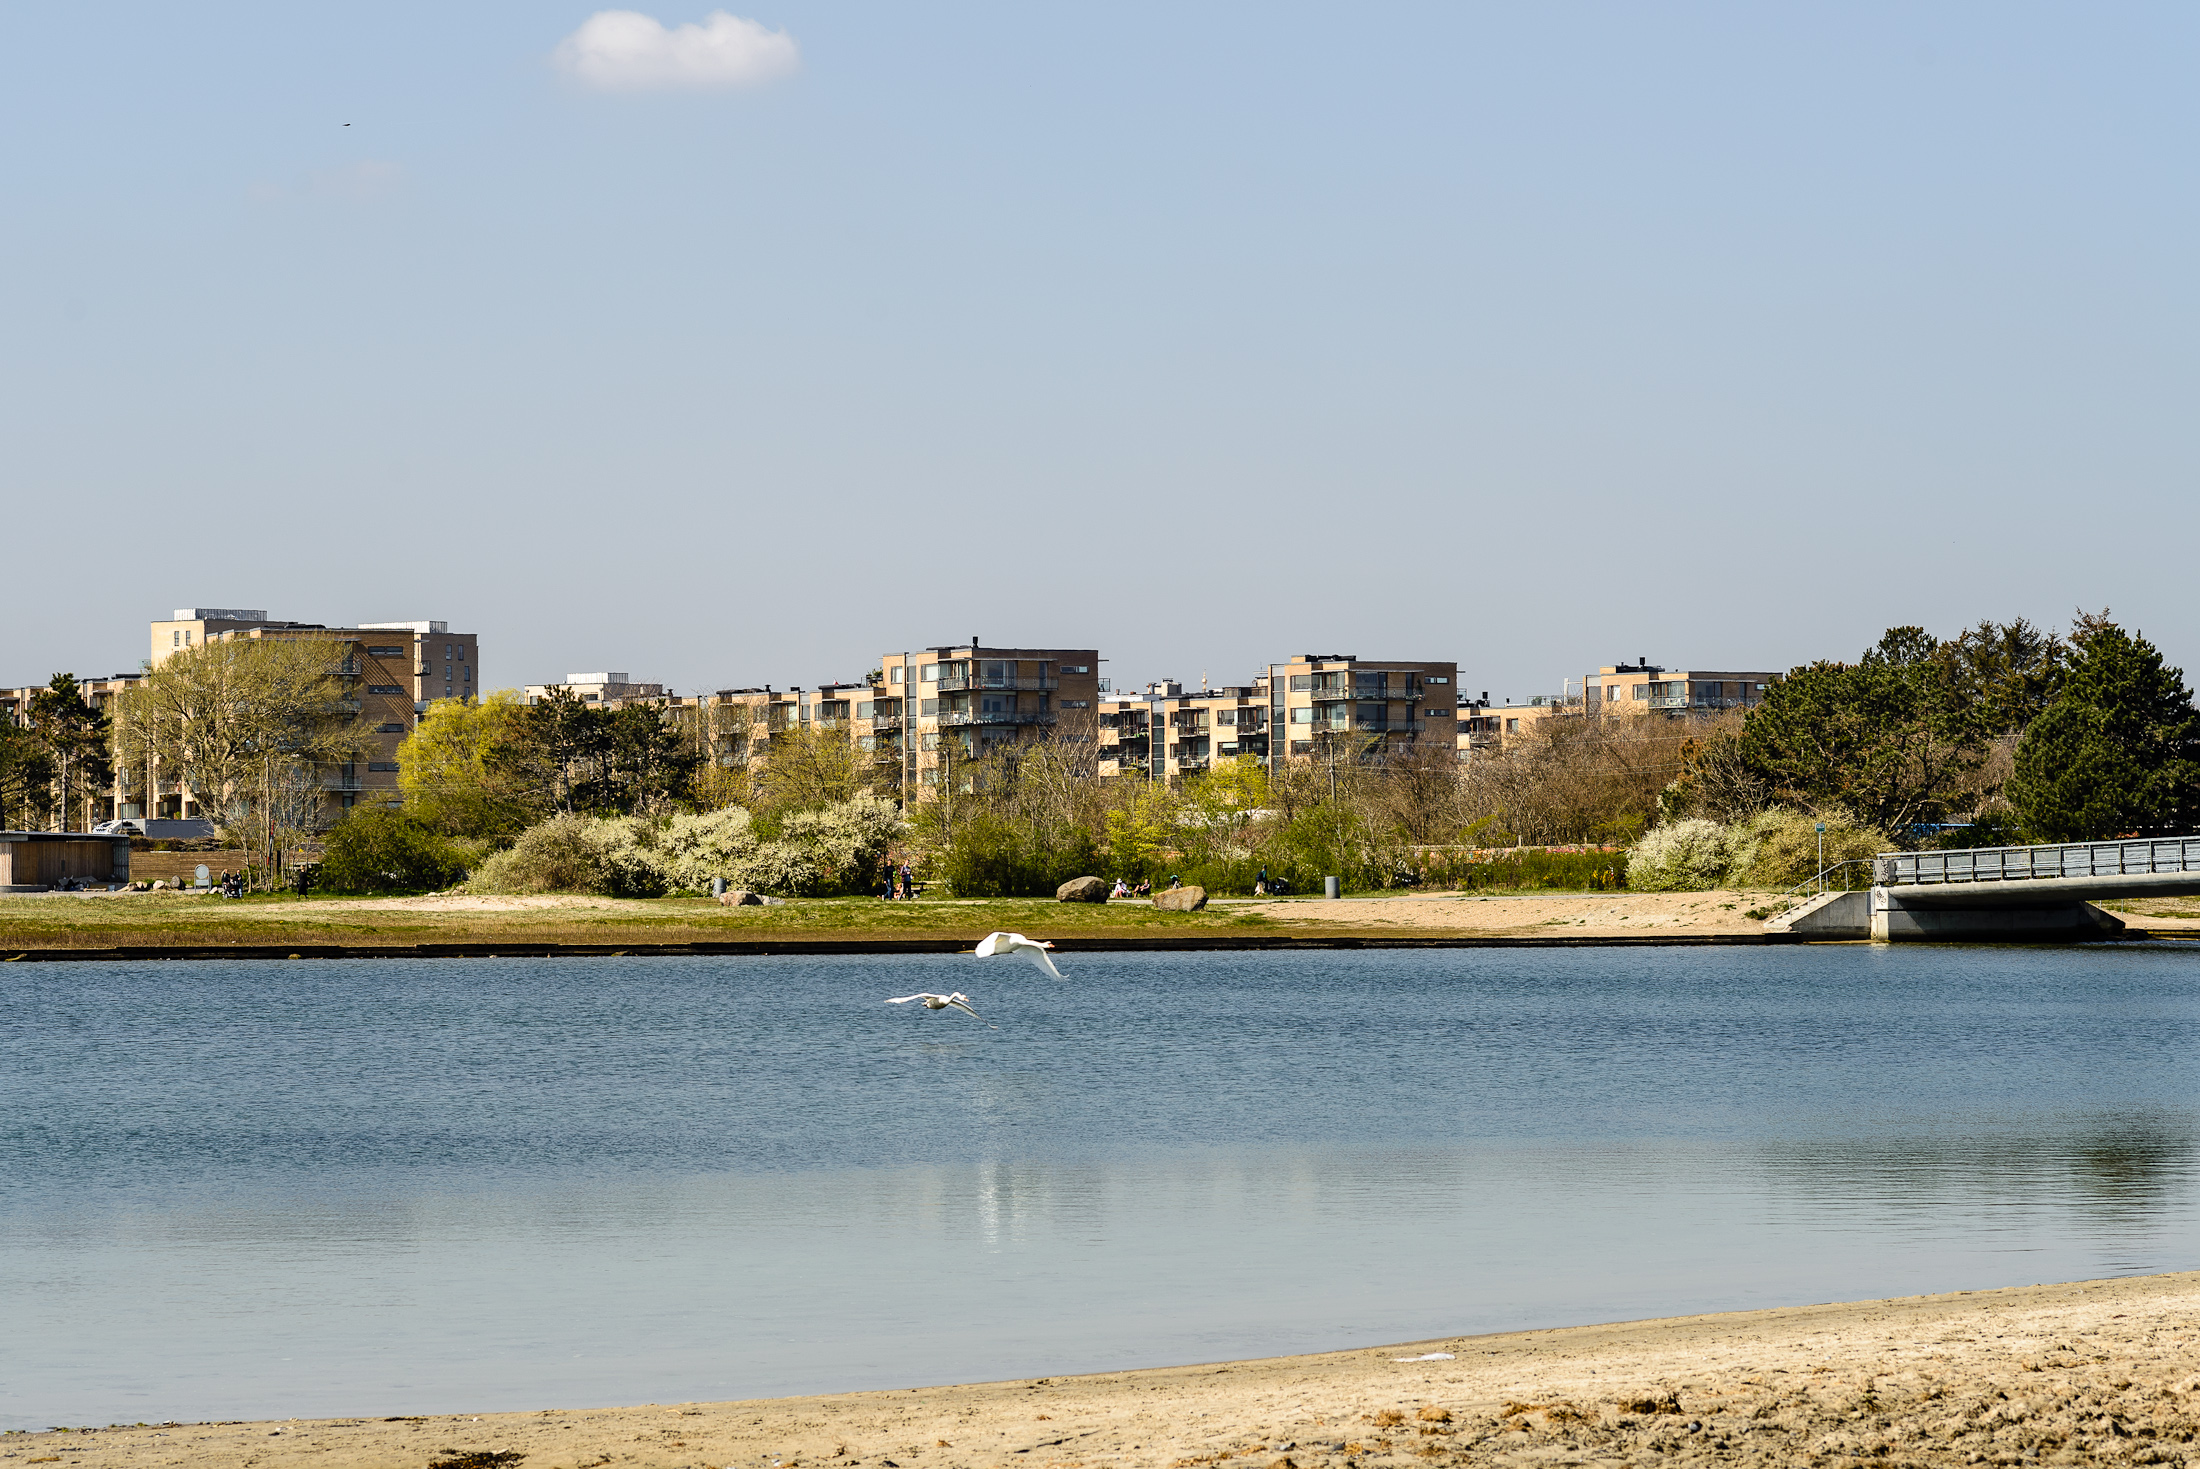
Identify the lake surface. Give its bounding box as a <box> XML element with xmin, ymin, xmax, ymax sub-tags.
<box><xmin>4</xmin><ymin>944</ymin><xmax>2198</xmax><ymax>1429</ymax></box>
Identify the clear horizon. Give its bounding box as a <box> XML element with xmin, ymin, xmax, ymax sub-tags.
<box><xmin>7</xmin><ymin>4</ymin><xmax>2197</xmax><ymax>701</ymax></box>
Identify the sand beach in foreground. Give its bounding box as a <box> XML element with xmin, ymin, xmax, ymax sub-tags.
<box><xmin>16</xmin><ymin>1273</ymin><xmax>2198</xmax><ymax>1469</ymax></box>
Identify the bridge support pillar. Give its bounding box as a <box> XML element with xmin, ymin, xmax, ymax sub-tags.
<box><xmin>1869</xmin><ymin>887</ymin><xmax>2127</xmax><ymax>942</ymax></box>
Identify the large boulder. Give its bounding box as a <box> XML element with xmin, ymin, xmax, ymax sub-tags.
<box><xmin>718</xmin><ymin>888</ymin><xmax>763</xmax><ymax>907</ymax></box>
<box><xmin>1152</xmin><ymin>885</ymin><xmax>1208</xmax><ymax>912</ymax></box>
<box><xmin>1056</xmin><ymin>875</ymin><xmax>1109</xmax><ymax>903</ymax></box>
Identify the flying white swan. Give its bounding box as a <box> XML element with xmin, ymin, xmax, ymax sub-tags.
<box><xmin>885</xmin><ymin>991</ymin><xmax>986</xmax><ymax>1019</ymax></box>
<box><xmin>974</xmin><ymin>931</ymin><xmax>1063</xmax><ymax>979</ymax></box>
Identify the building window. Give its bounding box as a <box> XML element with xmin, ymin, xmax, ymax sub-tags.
<box><xmin>1289</xmin><ymin>675</ymin><xmax>1312</xmax><ymax>691</ymax></box>
<box><xmin>1290</xmin><ymin>740</ymin><xmax>1312</xmax><ymax>754</ymax></box>
<box><xmin>368</xmin><ymin>761</ymin><xmax>401</xmax><ymax>772</ymax></box>
<box><xmin>368</xmin><ymin>685</ymin><xmax>404</xmax><ymax>695</ymax></box>
<box><xmin>1290</xmin><ymin>707</ymin><xmax>1313</xmax><ymax>724</ymax></box>
<box><xmin>1427</xmin><ymin>676</ymin><xmax>1448</xmax><ymax>685</ymax></box>
<box><xmin>172</xmin><ymin>631</ymin><xmax>180</xmax><ymax>648</ymax></box>
<box><xmin>366</xmin><ymin>645</ymin><xmax>405</xmax><ymax>657</ymax></box>
<box><xmin>921</xmin><ymin>664</ymin><xmax>939</xmax><ymax>683</ymax></box>
<box><xmin>1062</xmin><ymin>664</ymin><xmax>1089</xmax><ymax>674</ymax></box>
<box><xmin>890</xmin><ymin>666</ymin><xmax>904</xmax><ymax>684</ymax></box>
<box><xmin>1506</xmin><ymin>718</ymin><xmax>1520</xmax><ymax>732</ymax></box>
<box><xmin>375</xmin><ymin>722</ymin><xmax>405</xmax><ymax>734</ymax></box>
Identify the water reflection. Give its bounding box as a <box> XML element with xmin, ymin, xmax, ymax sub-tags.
<box><xmin>5</xmin><ymin>947</ymin><xmax>2198</xmax><ymax>1428</ymax></box>
<box><xmin>1760</xmin><ymin>1113</ymin><xmax>2199</xmax><ymax>1222</ymax></box>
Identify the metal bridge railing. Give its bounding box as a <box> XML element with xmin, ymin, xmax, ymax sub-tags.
<box><xmin>1875</xmin><ymin>837</ymin><xmax>2200</xmax><ymax>887</ymax></box>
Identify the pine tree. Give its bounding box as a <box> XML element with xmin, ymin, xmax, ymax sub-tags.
<box><xmin>2008</xmin><ymin>621</ymin><xmax>2200</xmax><ymax>841</ymax></box>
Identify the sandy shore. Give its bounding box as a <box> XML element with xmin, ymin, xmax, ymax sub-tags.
<box><xmin>16</xmin><ymin>1273</ymin><xmax>2198</xmax><ymax>1469</ymax></box>
<box><xmin>1239</xmin><ymin>890</ymin><xmax>1773</xmax><ymax>936</ymax></box>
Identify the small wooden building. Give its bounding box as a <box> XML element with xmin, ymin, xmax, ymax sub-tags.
<box><xmin>0</xmin><ymin>832</ymin><xmax>132</xmax><ymax>891</ymax></box>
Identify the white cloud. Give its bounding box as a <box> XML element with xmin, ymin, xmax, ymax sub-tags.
<box><xmin>553</xmin><ymin>10</ymin><xmax>800</xmax><ymax>92</ymax></box>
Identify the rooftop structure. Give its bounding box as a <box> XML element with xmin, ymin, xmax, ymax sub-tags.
<box><xmin>524</xmin><ymin>672</ymin><xmax>665</xmax><ymax>704</ymax></box>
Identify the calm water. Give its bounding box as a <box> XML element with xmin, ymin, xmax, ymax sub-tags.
<box><xmin>4</xmin><ymin>945</ymin><xmax>2197</xmax><ymax>1428</ymax></box>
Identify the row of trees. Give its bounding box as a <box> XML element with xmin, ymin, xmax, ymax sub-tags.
<box><xmin>16</xmin><ymin>607</ymin><xmax>2192</xmax><ymax>897</ymax></box>
<box><xmin>1675</xmin><ymin>613</ymin><xmax>2200</xmax><ymax>843</ymax></box>
<box><xmin>0</xmin><ymin>675</ymin><xmax>113</xmax><ymax>831</ymax></box>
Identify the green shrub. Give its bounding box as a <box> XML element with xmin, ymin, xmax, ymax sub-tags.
<box><xmin>1421</xmin><ymin>848</ymin><xmax>1627</xmax><ymax>892</ymax></box>
<box><xmin>936</xmin><ymin>811</ymin><xmax>1100</xmax><ymax>897</ymax></box>
<box><xmin>317</xmin><ymin>809</ymin><xmax>468</xmax><ymax>895</ymax></box>
<box><xmin>1732</xmin><ymin>808</ymin><xmax>1888</xmax><ymax>889</ymax></box>
<box><xmin>468</xmin><ymin>813</ymin><xmax>617</xmax><ymax>895</ymax></box>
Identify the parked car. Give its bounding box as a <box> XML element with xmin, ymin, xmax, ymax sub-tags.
<box><xmin>91</xmin><ymin>818</ymin><xmax>217</xmax><ymax>840</ymax></box>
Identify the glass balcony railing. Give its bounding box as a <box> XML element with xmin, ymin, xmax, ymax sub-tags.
<box><xmin>1308</xmin><ymin>686</ymin><xmax>1420</xmax><ymax>702</ymax></box>
<box><xmin>933</xmin><ymin>710</ymin><xmax>1057</xmax><ymax>727</ymax></box>
<box><xmin>932</xmin><ymin>675</ymin><xmax>1059</xmax><ymax>693</ymax></box>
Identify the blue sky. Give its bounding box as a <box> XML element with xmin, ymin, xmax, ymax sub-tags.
<box><xmin>6</xmin><ymin>3</ymin><xmax>2197</xmax><ymax>698</ymax></box>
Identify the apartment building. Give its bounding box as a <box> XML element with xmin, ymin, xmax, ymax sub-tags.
<box><xmin>876</xmin><ymin>642</ymin><xmax>1102</xmax><ymax>790</ymax></box>
<box><xmin>144</xmin><ymin>609</ymin><xmax>478</xmax><ymax>816</ymax></box>
<box><xmin>1098</xmin><ymin>681</ymin><xmax>1270</xmax><ymax>779</ymax></box>
<box><xmin>1262</xmin><ymin>654</ymin><xmax>1459</xmax><ymax>770</ymax></box>
<box><xmin>1583</xmin><ymin>661</ymin><xmax>1778</xmax><ymax>717</ymax></box>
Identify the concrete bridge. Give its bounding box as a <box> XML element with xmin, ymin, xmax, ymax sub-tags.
<box><xmin>1770</xmin><ymin>836</ymin><xmax>2200</xmax><ymax>941</ymax></box>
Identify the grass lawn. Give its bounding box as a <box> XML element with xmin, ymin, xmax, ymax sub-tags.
<box><xmin>0</xmin><ymin>892</ymin><xmax>1309</xmax><ymax>951</ymax></box>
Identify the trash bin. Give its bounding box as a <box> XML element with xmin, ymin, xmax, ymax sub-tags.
<box><xmin>1323</xmin><ymin>875</ymin><xmax>1340</xmax><ymax>899</ymax></box>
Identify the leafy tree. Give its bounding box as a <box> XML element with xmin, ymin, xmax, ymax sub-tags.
<box><xmin>1734</xmin><ymin>626</ymin><xmax>1988</xmax><ymax>833</ymax></box>
<box><xmin>521</xmin><ymin>686</ymin><xmax>611</xmax><ymax>814</ymax></box>
<box><xmin>0</xmin><ymin>718</ymin><xmax>53</xmax><ymax>830</ymax></box>
<box><xmin>113</xmin><ymin>638</ymin><xmax>371</xmax><ymax>882</ymax></box>
<box><xmin>595</xmin><ymin>703</ymin><xmax>701</xmax><ymax>813</ymax></box>
<box><xmin>317</xmin><ymin>808</ymin><xmax>469</xmax><ymax>894</ymax></box>
<box><xmin>397</xmin><ymin>691</ymin><xmax>549</xmax><ymax>839</ymax></box>
<box><xmin>2007</xmin><ymin>619</ymin><xmax>2200</xmax><ymax>841</ymax></box>
<box><xmin>751</xmin><ymin>722</ymin><xmax>867</xmax><ymax>817</ymax></box>
<box><xmin>1936</xmin><ymin>618</ymin><xmax>2067</xmax><ymax>738</ymax></box>
<box><xmin>27</xmin><ymin>675</ymin><xmax>112</xmax><ymax>830</ymax></box>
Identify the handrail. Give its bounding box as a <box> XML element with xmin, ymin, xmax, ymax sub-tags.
<box><xmin>1761</xmin><ymin>858</ymin><xmax>1878</xmax><ymax>918</ymax></box>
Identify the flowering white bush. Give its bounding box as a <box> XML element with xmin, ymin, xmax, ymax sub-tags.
<box><xmin>1626</xmin><ymin>817</ymin><xmax>1735</xmax><ymax>892</ymax></box>
<box><xmin>472</xmin><ymin>797</ymin><xmax>903</xmax><ymax>898</ymax></box>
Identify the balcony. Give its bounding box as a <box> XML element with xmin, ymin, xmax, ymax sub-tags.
<box><xmin>933</xmin><ymin>674</ymin><xmax>1059</xmax><ymax>693</ymax></box>
<box><xmin>933</xmin><ymin>709</ymin><xmax>1057</xmax><ymax>727</ymax></box>
<box><xmin>324</xmin><ymin>776</ymin><xmax>362</xmax><ymax>791</ymax></box>
<box><xmin>1307</xmin><ymin>686</ymin><xmax>1420</xmax><ymax>702</ymax></box>
<box><xmin>1173</xmin><ymin>758</ymin><xmax>1210</xmax><ymax>772</ymax></box>
<box><xmin>871</xmin><ymin>714</ymin><xmax>906</xmax><ymax>730</ymax></box>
